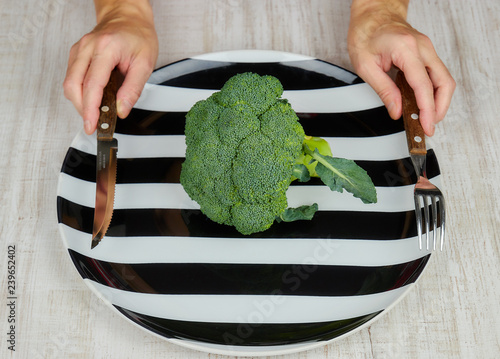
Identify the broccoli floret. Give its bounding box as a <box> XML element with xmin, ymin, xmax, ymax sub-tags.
<box><xmin>180</xmin><ymin>72</ymin><xmax>377</xmax><ymax>235</ymax></box>
<box><xmin>217</xmin><ymin>72</ymin><xmax>283</xmax><ymax>114</ymax></box>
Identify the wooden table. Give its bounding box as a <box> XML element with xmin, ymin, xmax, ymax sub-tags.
<box><xmin>1</xmin><ymin>1</ymin><xmax>499</xmax><ymax>358</ymax></box>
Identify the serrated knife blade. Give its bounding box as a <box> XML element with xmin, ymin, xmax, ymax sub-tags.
<box><xmin>92</xmin><ymin>68</ymin><xmax>120</xmax><ymax>249</ymax></box>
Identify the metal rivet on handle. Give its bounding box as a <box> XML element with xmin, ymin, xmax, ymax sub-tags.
<box><xmin>411</xmin><ymin>113</ymin><xmax>419</xmax><ymax>120</ymax></box>
<box><xmin>414</xmin><ymin>136</ymin><xmax>422</xmax><ymax>143</ymax></box>
<box><xmin>101</xmin><ymin>123</ymin><xmax>109</xmax><ymax>130</ymax></box>
<box><xmin>101</xmin><ymin>106</ymin><xmax>109</xmax><ymax>112</ymax></box>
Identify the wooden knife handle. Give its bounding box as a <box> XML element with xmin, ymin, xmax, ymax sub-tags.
<box><xmin>396</xmin><ymin>70</ymin><xmax>427</xmax><ymax>156</ymax></box>
<box><xmin>97</xmin><ymin>68</ymin><xmax>120</xmax><ymax>141</ymax></box>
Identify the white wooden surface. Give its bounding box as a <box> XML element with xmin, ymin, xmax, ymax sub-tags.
<box><xmin>1</xmin><ymin>0</ymin><xmax>500</xmax><ymax>358</ymax></box>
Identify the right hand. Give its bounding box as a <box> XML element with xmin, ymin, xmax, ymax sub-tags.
<box><xmin>63</xmin><ymin>0</ymin><xmax>158</xmax><ymax>134</ymax></box>
<box><xmin>347</xmin><ymin>0</ymin><xmax>455</xmax><ymax>136</ymax></box>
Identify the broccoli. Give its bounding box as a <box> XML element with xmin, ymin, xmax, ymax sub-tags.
<box><xmin>180</xmin><ymin>72</ymin><xmax>376</xmax><ymax>235</ymax></box>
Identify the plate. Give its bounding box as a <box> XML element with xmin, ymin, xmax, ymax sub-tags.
<box><xmin>57</xmin><ymin>50</ymin><xmax>441</xmax><ymax>356</ymax></box>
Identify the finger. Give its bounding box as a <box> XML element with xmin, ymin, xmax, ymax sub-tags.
<box><xmin>426</xmin><ymin>59</ymin><xmax>456</xmax><ymax>123</ymax></box>
<box><xmin>396</xmin><ymin>56</ymin><xmax>436</xmax><ymax>136</ymax></box>
<box><xmin>81</xmin><ymin>55</ymin><xmax>117</xmax><ymax>134</ymax></box>
<box><xmin>63</xmin><ymin>43</ymin><xmax>94</xmax><ymax>117</ymax></box>
<box><xmin>417</xmin><ymin>39</ymin><xmax>456</xmax><ymax>123</ymax></box>
<box><xmin>116</xmin><ymin>61</ymin><xmax>153</xmax><ymax>118</ymax></box>
<box><xmin>356</xmin><ymin>61</ymin><xmax>402</xmax><ymax>120</ymax></box>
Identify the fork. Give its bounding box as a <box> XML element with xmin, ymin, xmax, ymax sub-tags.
<box><xmin>396</xmin><ymin>70</ymin><xmax>446</xmax><ymax>251</ymax></box>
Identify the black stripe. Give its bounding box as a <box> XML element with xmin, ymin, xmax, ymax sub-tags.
<box><xmin>70</xmin><ymin>249</ymin><xmax>429</xmax><ymax>296</ymax></box>
<box><xmin>115</xmin><ymin>305</ymin><xmax>381</xmax><ymax>346</ymax></box>
<box><xmin>61</xmin><ymin>148</ymin><xmax>184</xmax><ymax>184</ymax></box>
<box><xmin>298</xmin><ymin>108</ymin><xmax>401</xmax><ymax>137</ymax></box>
<box><xmin>151</xmin><ymin>58</ymin><xmax>362</xmax><ymax>89</ymax></box>
<box><xmin>116</xmin><ymin>107</ymin><xmax>401</xmax><ymax>137</ymax></box>
<box><xmin>60</xmin><ymin>147</ymin><xmax>440</xmax><ymax>187</ymax></box>
<box><xmin>57</xmin><ymin>197</ymin><xmax>425</xmax><ymax>239</ymax></box>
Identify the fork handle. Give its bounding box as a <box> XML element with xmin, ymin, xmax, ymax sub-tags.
<box><xmin>396</xmin><ymin>70</ymin><xmax>427</xmax><ymax>156</ymax></box>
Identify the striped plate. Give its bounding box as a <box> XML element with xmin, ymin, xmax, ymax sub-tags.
<box><xmin>57</xmin><ymin>50</ymin><xmax>440</xmax><ymax>356</ymax></box>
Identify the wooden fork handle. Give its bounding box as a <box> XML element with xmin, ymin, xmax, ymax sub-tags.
<box><xmin>396</xmin><ymin>70</ymin><xmax>427</xmax><ymax>156</ymax></box>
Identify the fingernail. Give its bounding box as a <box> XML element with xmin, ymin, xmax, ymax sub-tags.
<box><xmin>117</xmin><ymin>99</ymin><xmax>132</xmax><ymax>118</ymax></box>
<box><xmin>84</xmin><ymin>121</ymin><xmax>92</xmax><ymax>134</ymax></box>
<box><xmin>387</xmin><ymin>102</ymin><xmax>396</xmax><ymax>119</ymax></box>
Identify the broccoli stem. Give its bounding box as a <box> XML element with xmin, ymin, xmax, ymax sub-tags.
<box><xmin>301</xmin><ymin>143</ymin><xmax>377</xmax><ymax>204</ymax></box>
<box><xmin>302</xmin><ymin>144</ymin><xmax>354</xmax><ymax>186</ymax></box>
<box><xmin>295</xmin><ymin>135</ymin><xmax>333</xmax><ymax>178</ymax></box>
<box><xmin>303</xmin><ymin>135</ymin><xmax>333</xmax><ymax>157</ymax></box>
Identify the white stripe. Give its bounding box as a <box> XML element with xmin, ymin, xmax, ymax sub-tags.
<box><xmin>69</xmin><ymin>130</ymin><xmax>420</xmax><ymax>161</ymax></box>
<box><xmin>329</xmin><ymin>132</ymin><xmax>411</xmax><ymax>160</ymax></box>
<box><xmin>135</xmin><ymin>84</ymin><xmax>215</xmax><ymax>112</ymax></box>
<box><xmin>60</xmin><ymin>224</ymin><xmax>431</xmax><ymax>266</ymax></box>
<box><xmin>85</xmin><ymin>279</ymin><xmax>413</xmax><ymax>324</ymax></box>
<box><xmin>69</xmin><ymin>132</ymin><xmax>187</xmax><ymax>158</ymax></box>
<box><xmin>134</xmin><ymin>83</ymin><xmax>383</xmax><ymax>113</ymax></box>
<box><xmin>287</xmin><ymin>184</ymin><xmax>415</xmax><ymax>212</ymax></box>
<box><xmin>191</xmin><ymin>50</ymin><xmax>316</xmax><ymax>63</ymax></box>
<box><xmin>57</xmin><ymin>173</ymin><xmax>197</xmax><ymax>209</ymax></box>
<box><xmin>58</xmin><ymin>171</ymin><xmax>435</xmax><ymax>212</ymax></box>
<box><xmin>284</xmin><ymin>85</ymin><xmax>383</xmax><ymax>113</ymax></box>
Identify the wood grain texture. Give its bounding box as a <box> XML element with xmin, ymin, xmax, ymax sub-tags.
<box><xmin>396</xmin><ymin>70</ymin><xmax>427</xmax><ymax>155</ymax></box>
<box><xmin>1</xmin><ymin>0</ymin><xmax>500</xmax><ymax>358</ymax></box>
<box><xmin>96</xmin><ymin>68</ymin><xmax>119</xmax><ymax>140</ymax></box>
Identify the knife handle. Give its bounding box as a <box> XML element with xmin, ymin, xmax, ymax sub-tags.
<box><xmin>97</xmin><ymin>68</ymin><xmax>120</xmax><ymax>141</ymax></box>
<box><xmin>396</xmin><ymin>70</ymin><xmax>427</xmax><ymax>156</ymax></box>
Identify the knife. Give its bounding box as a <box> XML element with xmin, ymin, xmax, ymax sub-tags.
<box><xmin>92</xmin><ymin>68</ymin><xmax>120</xmax><ymax>249</ymax></box>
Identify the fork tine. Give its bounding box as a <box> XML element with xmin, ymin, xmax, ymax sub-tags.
<box><xmin>422</xmin><ymin>195</ymin><xmax>430</xmax><ymax>250</ymax></box>
<box><xmin>439</xmin><ymin>195</ymin><xmax>446</xmax><ymax>251</ymax></box>
<box><xmin>431</xmin><ymin>195</ymin><xmax>438</xmax><ymax>250</ymax></box>
<box><xmin>414</xmin><ymin>195</ymin><xmax>423</xmax><ymax>250</ymax></box>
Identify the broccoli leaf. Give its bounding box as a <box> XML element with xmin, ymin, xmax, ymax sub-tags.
<box><xmin>304</xmin><ymin>146</ymin><xmax>377</xmax><ymax>204</ymax></box>
<box><xmin>277</xmin><ymin>203</ymin><xmax>319</xmax><ymax>223</ymax></box>
<box><xmin>292</xmin><ymin>164</ymin><xmax>311</xmax><ymax>182</ymax></box>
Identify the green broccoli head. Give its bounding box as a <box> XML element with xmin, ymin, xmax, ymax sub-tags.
<box><xmin>180</xmin><ymin>72</ymin><xmax>304</xmax><ymax>235</ymax></box>
<box><xmin>181</xmin><ymin>72</ymin><xmax>377</xmax><ymax>235</ymax></box>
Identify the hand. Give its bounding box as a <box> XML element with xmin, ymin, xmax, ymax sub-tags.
<box><xmin>63</xmin><ymin>0</ymin><xmax>158</xmax><ymax>135</ymax></box>
<box><xmin>348</xmin><ymin>0</ymin><xmax>455</xmax><ymax>136</ymax></box>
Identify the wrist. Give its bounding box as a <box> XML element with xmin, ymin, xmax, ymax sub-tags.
<box><xmin>94</xmin><ymin>0</ymin><xmax>154</xmax><ymax>24</ymax></box>
<box><xmin>348</xmin><ymin>0</ymin><xmax>410</xmax><ymax>49</ymax></box>
<box><xmin>350</xmin><ymin>0</ymin><xmax>409</xmax><ymax>21</ymax></box>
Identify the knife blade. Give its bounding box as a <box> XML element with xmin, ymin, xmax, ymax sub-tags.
<box><xmin>92</xmin><ymin>68</ymin><xmax>120</xmax><ymax>249</ymax></box>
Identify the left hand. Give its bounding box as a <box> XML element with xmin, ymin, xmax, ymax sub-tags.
<box><xmin>348</xmin><ymin>0</ymin><xmax>455</xmax><ymax>136</ymax></box>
